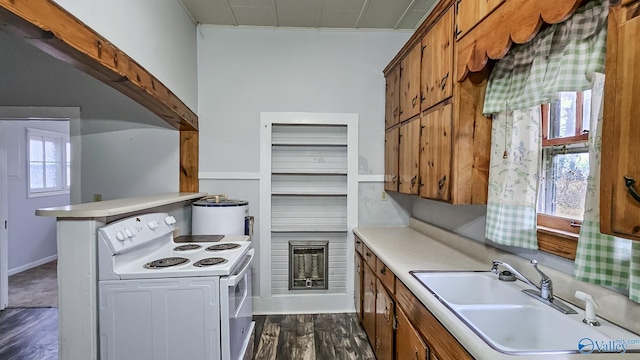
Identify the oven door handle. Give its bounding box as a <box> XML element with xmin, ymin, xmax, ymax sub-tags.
<box><xmin>225</xmin><ymin>249</ymin><xmax>254</xmax><ymax>287</ymax></box>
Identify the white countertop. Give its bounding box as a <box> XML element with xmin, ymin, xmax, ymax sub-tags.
<box><xmin>353</xmin><ymin>224</ymin><xmax>639</xmax><ymax>359</ymax></box>
<box><xmin>35</xmin><ymin>192</ymin><xmax>206</xmax><ymax>218</ymax></box>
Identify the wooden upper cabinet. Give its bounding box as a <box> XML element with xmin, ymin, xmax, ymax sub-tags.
<box><xmin>420</xmin><ymin>103</ymin><xmax>452</xmax><ymax>201</ymax></box>
<box><xmin>385</xmin><ymin>66</ymin><xmax>401</xmax><ymax>129</ymax></box>
<box><xmin>421</xmin><ymin>7</ymin><xmax>454</xmax><ymax>111</ymax></box>
<box><xmin>399</xmin><ymin>117</ymin><xmax>421</xmax><ymax>195</ymax></box>
<box><xmin>396</xmin><ymin>306</ymin><xmax>429</xmax><ymax>360</ymax></box>
<box><xmin>385</xmin><ymin>127</ymin><xmax>400</xmax><ymax>192</ymax></box>
<box><xmin>455</xmin><ymin>0</ymin><xmax>504</xmax><ymax>40</ymax></box>
<box><xmin>399</xmin><ymin>44</ymin><xmax>422</xmax><ymax>122</ymax></box>
<box><xmin>374</xmin><ymin>279</ymin><xmax>394</xmax><ymax>360</ymax></box>
<box><xmin>601</xmin><ymin>2</ymin><xmax>640</xmax><ymax>241</ymax></box>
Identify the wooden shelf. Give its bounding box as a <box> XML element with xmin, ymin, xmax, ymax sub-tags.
<box><xmin>271</xmin><ymin>169</ymin><xmax>348</xmax><ymax>175</ymax></box>
<box><xmin>271</xmin><ymin>191</ymin><xmax>347</xmax><ymax>196</ymax></box>
<box><xmin>271</xmin><ymin>225</ymin><xmax>347</xmax><ymax>233</ymax></box>
<box><xmin>272</xmin><ymin>140</ymin><xmax>347</xmax><ymax>146</ymax></box>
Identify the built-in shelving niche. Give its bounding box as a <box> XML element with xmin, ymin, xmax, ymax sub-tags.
<box><xmin>260</xmin><ymin>114</ymin><xmax>357</xmax><ymax>300</ymax></box>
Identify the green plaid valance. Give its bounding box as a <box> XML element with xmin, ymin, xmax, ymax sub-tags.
<box><xmin>483</xmin><ymin>0</ymin><xmax>608</xmax><ymax>115</ymax></box>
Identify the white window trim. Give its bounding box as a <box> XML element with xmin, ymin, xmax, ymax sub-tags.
<box><xmin>26</xmin><ymin>127</ymin><xmax>70</xmax><ymax>198</ymax></box>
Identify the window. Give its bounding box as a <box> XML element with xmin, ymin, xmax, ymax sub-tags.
<box><xmin>537</xmin><ymin>91</ymin><xmax>590</xmax><ymax>257</ymax></box>
<box><xmin>27</xmin><ymin>128</ymin><xmax>70</xmax><ymax>197</ymax></box>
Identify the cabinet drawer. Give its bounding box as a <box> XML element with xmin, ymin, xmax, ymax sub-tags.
<box><xmin>355</xmin><ymin>236</ymin><xmax>364</xmax><ymax>256</ymax></box>
<box><xmin>363</xmin><ymin>244</ymin><xmax>377</xmax><ymax>271</ymax></box>
<box><xmin>376</xmin><ymin>257</ymin><xmax>395</xmax><ymax>294</ymax></box>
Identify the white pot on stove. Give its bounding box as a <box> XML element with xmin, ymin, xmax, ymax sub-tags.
<box><xmin>192</xmin><ymin>195</ymin><xmax>249</xmax><ymax>236</ymax></box>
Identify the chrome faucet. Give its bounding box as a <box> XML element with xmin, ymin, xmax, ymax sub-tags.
<box><xmin>491</xmin><ymin>259</ymin><xmax>576</xmax><ymax>314</ymax></box>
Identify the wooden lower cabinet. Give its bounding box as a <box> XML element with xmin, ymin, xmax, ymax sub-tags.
<box><xmin>355</xmin><ymin>253</ymin><xmax>363</xmax><ymax>321</ymax></box>
<box><xmin>355</xmin><ymin>238</ymin><xmax>473</xmax><ymax>359</ymax></box>
<box><xmin>362</xmin><ymin>262</ymin><xmax>377</xmax><ymax>345</ymax></box>
<box><xmin>375</xmin><ymin>279</ymin><xmax>395</xmax><ymax>360</ymax></box>
<box><xmin>396</xmin><ymin>306</ymin><xmax>429</xmax><ymax>360</ymax></box>
<box><xmin>396</xmin><ymin>280</ymin><xmax>473</xmax><ymax>360</ymax></box>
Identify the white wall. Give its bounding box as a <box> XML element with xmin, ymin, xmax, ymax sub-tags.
<box><xmin>197</xmin><ymin>27</ymin><xmax>412</xmax><ymax>299</ymax></box>
<box><xmin>53</xmin><ymin>0</ymin><xmax>198</xmax><ymax>112</ymax></box>
<box><xmin>5</xmin><ymin>121</ymin><xmax>69</xmax><ymax>273</ymax></box>
<box><xmin>0</xmin><ymin>31</ymin><xmax>179</xmax><ymax>203</ymax></box>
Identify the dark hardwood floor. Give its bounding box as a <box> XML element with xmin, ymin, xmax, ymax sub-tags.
<box><xmin>253</xmin><ymin>313</ymin><xmax>375</xmax><ymax>360</ymax></box>
<box><xmin>0</xmin><ymin>307</ymin><xmax>58</xmax><ymax>360</ymax></box>
<box><xmin>0</xmin><ymin>310</ymin><xmax>373</xmax><ymax>360</ymax></box>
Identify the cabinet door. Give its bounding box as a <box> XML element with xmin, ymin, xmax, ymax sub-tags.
<box><xmin>385</xmin><ymin>127</ymin><xmax>400</xmax><ymax>192</ymax></box>
<box><xmin>421</xmin><ymin>7</ymin><xmax>454</xmax><ymax>110</ymax></box>
<box><xmin>399</xmin><ymin>117</ymin><xmax>421</xmax><ymax>195</ymax></box>
<box><xmin>605</xmin><ymin>11</ymin><xmax>640</xmax><ymax>240</ymax></box>
<box><xmin>456</xmin><ymin>0</ymin><xmax>504</xmax><ymax>39</ymax></box>
<box><xmin>375</xmin><ymin>279</ymin><xmax>394</xmax><ymax>360</ymax></box>
<box><xmin>362</xmin><ymin>262</ymin><xmax>377</xmax><ymax>345</ymax></box>
<box><xmin>420</xmin><ymin>104</ymin><xmax>452</xmax><ymax>201</ymax></box>
<box><xmin>396</xmin><ymin>306</ymin><xmax>429</xmax><ymax>360</ymax></box>
<box><xmin>386</xmin><ymin>66</ymin><xmax>401</xmax><ymax>129</ymax></box>
<box><xmin>399</xmin><ymin>44</ymin><xmax>422</xmax><ymax>122</ymax></box>
<box><xmin>355</xmin><ymin>253</ymin><xmax>363</xmax><ymax>322</ymax></box>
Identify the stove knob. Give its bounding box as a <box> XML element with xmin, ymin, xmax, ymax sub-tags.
<box><xmin>164</xmin><ymin>216</ymin><xmax>176</xmax><ymax>225</ymax></box>
<box><xmin>124</xmin><ymin>228</ymin><xmax>134</xmax><ymax>238</ymax></box>
<box><xmin>148</xmin><ymin>221</ymin><xmax>159</xmax><ymax>230</ymax></box>
<box><xmin>116</xmin><ymin>231</ymin><xmax>125</xmax><ymax>241</ymax></box>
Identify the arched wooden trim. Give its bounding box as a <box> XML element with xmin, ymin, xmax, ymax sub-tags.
<box><xmin>456</xmin><ymin>0</ymin><xmax>584</xmax><ymax>82</ymax></box>
<box><xmin>0</xmin><ymin>0</ymin><xmax>198</xmax><ymax>132</ymax></box>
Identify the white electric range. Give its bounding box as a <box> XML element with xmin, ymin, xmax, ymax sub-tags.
<box><xmin>97</xmin><ymin>212</ymin><xmax>254</xmax><ymax>360</ymax></box>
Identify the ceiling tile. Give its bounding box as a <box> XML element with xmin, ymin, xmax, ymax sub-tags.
<box><xmin>397</xmin><ymin>10</ymin><xmax>425</xmax><ymax>30</ymax></box>
<box><xmin>357</xmin><ymin>0</ymin><xmax>414</xmax><ymax>29</ymax></box>
<box><xmin>412</xmin><ymin>0</ymin><xmax>437</xmax><ymax>12</ymax></box>
<box><xmin>229</xmin><ymin>0</ymin><xmax>273</xmax><ymax>6</ymax></box>
<box><xmin>319</xmin><ymin>10</ymin><xmax>360</xmax><ymax>28</ymax></box>
<box><xmin>181</xmin><ymin>0</ymin><xmax>236</xmax><ymax>25</ymax></box>
<box><xmin>232</xmin><ymin>6</ymin><xmax>278</xmax><ymax>26</ymax></box>
<box><xmin>276</xmin><ymin>0</ymin><xmax>322</xmax><ymax>27</ymax></box>
<box><xmin>321</xmin><ymin>0</ymin><xmax>366</xmax><ymax>12</ymax></box>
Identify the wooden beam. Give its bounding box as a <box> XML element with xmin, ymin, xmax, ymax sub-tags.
<box><xmin>0</xmin><ymin>0</ymin><xmax>198</xmax><ymax>131</ymax></box>
<box><xmin>180</xmin><ymin>130</ymin><xmax>199</xmax><ymax>192</ymax></box>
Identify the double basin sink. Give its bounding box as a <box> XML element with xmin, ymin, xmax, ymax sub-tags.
<box><xmin>412</xmin><ymin>271</ymin><xmax>639</xmax><ymax>355</ymax></box>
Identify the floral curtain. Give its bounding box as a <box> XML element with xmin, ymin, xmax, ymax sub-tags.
<box><xmin>485</xmin><ymin>107</ymin><xmax>541</xmax><ymax>249</ymax></box>
<box><xmin>574</xmin><ymin>74</ymin><xmax>640</xmax><ymax>303</ymax></box>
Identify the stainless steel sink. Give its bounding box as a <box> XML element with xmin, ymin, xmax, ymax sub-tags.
<box><xmin>411</xmin><ymin>271</ymin><xmax>640</xmax><ymax>355</ymax></box>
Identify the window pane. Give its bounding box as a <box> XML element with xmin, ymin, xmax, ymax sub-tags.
<box><xmin>45</xmin><ymin>138</ymin><xmax>59</xmax><ymax>162</ymax></box>
<box><xmin>45</xmin><ymin>164</ymin><xmax>60</xmax><ymax>188</ymax></box>
<box><xmin>549</xmin><ymin>92</ymin><xmax>577</xmax><ymax>139</ymax></box>
<box><xmin>583</xmin><ymin>90</ymin><xmax>592</xmax><ymax>133</ymax></box>
<box><xmin>550</xmin><ymin>152</ymin><xmax>589</xmax><ymax>219</ymax></box>
<box><xmin>30</xmin><ymin>138</ymin><xmax>43</xmax><ymax>162</ymax></box>
<box><xmin>67</xmin><ymin>164</ymin><xmax>71</xmax><ymax>188</ymax></box>
<box><xmin>30</xmin><ymin>163</ymin><xmax>44</xmax><ymax>189</ymax></box>
<box><xmin>66</xmin><ymin>141</ymin><xmax>71</xmax><ymax>162</ymax></box>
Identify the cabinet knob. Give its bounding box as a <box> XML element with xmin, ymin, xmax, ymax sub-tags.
<box><xmin>411</xmin><ymin>95</ymin><xmax>419</xmax><ymax>107</ymax></box>
<box><xmin>411</xmin><ymin>175</ymin><xmax>417</xmax><ymax>186</ymax></box>
<box><xmin>380</xmin><ymin>266</ymin><xmax>387</xmax><ymax>275</ymax></box>
<box><xmin>624</xmin><ymin>176</ymin><xmax>640</xmax><ymax>203</ymax></box>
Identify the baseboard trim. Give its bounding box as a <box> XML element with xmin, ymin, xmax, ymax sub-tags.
<box><xmin>252</xmin><ymin>293</ymin><xmax>355</xmax><ymax>315</ymax></box>
<box><xmin>8</xmin><ymin>254</ymin><xmax>57</xmax><ymax>276</ymax></box>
